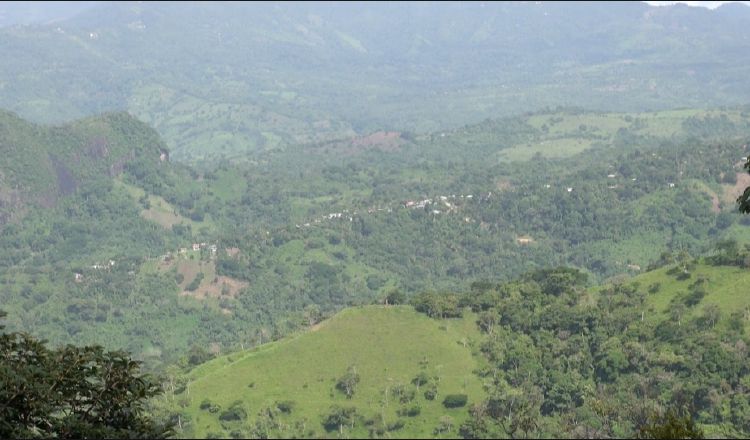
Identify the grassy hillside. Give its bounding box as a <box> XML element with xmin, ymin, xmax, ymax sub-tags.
<box><xmin>166</xmin><ymin>306</ymin><xmax>485</xmax><ymax>438</ymax></box>
<box><xmin>637</xmin><ymin>264</ymin><xmax>750</xmax><ymax>318</ymax></box>
<box><xmin>157</xmin><ymin>261</ymin><xmax>750</xmax><ymax>438</ymax></box>
<box><xmin>596</xmin><ymin>258</ymin><xmax>750</xmax><ymax>345</ymax></box>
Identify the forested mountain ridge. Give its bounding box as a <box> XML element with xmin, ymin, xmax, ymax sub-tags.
<box><xmin>2</xmin><ymin>1</ymin><xmax>750</xmax><ymax>162</ymax></box>
<box><xmin>0</xmin><ymin>110</ymin><xmax>167</xmax><ymax>224</ymax></box>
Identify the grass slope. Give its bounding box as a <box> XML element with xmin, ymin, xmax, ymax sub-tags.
<box><xmin>176</xmin><ymin>306</ymin><xmax>484</xmax><ymax>438</ymax></box>
<box><xmin>594</xmin><ymin>261</ymin><xmax>750</xmax><ymax>333</ymax></box>
<box><xmin>635</xmin><ymin>264</ymin><xmax>750</xmax><ymax>319</ymax></box>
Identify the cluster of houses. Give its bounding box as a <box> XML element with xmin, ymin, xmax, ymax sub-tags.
<box><xmin>75</xmin><ymin>242</ymin><xmax>228</xmax><ymax>282</ymax></box>
<box><xmin>320</xmin><ymin>168</ymin><xmax>693</xmax><ymax>225</ymax></box>
<box><xmin>295</xmin><ymin>193</ymin><xmax>492</xmax><ymax>229</ymax></box>
<box><xmin>403</xmin><ymin>194</ymin><xmax>475</xmax><ymax>212</ymax></box>
<box><xmin>297</xmin><ymin>211</ymin><xmax>355</xmax><ymax>228</ymax></box>
<box><xmin>403</xmin><ymin>198</ymin><xmax>433</xmax><ymax>209</ymax></box>
<box><xmin>549</xmin><ymin>172</ymin><xmax>679</xmax><ymax>194</ymax></box>
<box><xmin>73</xmin><ymin>151</ymin><xmax>749</xmax><ymax>284</ymax></box>
<box><xmin>171</xmin><ymin>242</ymin><xmax>218</xmax><ymax>259</ymax></box>
<box><xmin>151</xmin><ymin>242</ymin><xmax>220</xmax><ymax>264</ymax></box>
<box><xmin>73</xmin><ymin>259</ymin><xmax>116</xmax><ymax>282</ymax></box>
<box><xmin>193</xmin><ymin>242</ymin><xmax>218</xmax><ymax>253</ymax></box>
<box><xmin>92</xmin><ymin>260</ymin><xmax>116</xmax><ymax>270</ymax></box>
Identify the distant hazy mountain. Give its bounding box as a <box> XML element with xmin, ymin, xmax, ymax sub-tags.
<box><xmin>2</xmin><ymin>1</ymin><xmax>750</xmax><ymax>161</ymax></box>
<box><xmin>0</xmin><ymin>1</ymin><xmax>99</xmax><ymax>27</ymax></box>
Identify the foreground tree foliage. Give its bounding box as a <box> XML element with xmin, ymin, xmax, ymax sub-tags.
<box><xmin>0</xmin><ymin>311</ymin><xmax>172</xmax><ymax>439</ymax></box>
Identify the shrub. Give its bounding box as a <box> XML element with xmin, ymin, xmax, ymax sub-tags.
<box><xmin>434</xmin><ymin>416</ymin><xmax>455</xmax><ymax>435</ymax></box>
<box><xmin>386</xmin><ymin>289</ymin><xmax>407</xmax><ymax>305</ymax></box>
<box><xmin>442</xmin><ymin>394</ymin><xmax>468</xmax><ymax>408</ymax></box>
<box><xmin>397</xmin><ymin>405</ymin><xmax>421</xmax><ymax>417</ymax></box>
<box><xmin>187</xmin><ymin>345</ymin><xmax>213</xmax><ymax>366</ymax></box>
<box><xmin>684</xmin><ymin>287</ymin><xmax>707</xmax><ymax>307</ymax></box>
<box><xmin>412</xmin><ymin>372</ymin><xmax>430</xmax><ymax>387</ymax></box>
<box><xmin>185</xmin><ymin>272</ymin><xmax>204</xmax><ymax>291</ymax></box>
<box><xmin>276</xmin><ymin>400</ymin><xmax>295</xmax><ymax>414</ymax></box>
<box><xmin>200</xmin><ymin>399</ymin><xmax>219</xmax><ymax>412</ymax></box>
<box><xmin>219</xmin><ymin>402</ymin><xmax>247</xmax><ymax>422</ymax></box>
<box><xmin>424</xmin><ymin>384</ymin><xmax>438</xmax><ymax>401</ymax></box>
<box><xmin>387</xmin><ymin>419</ymin><xmax>405</xmax><ymax>431</ymax></box>
<box><xmin>322</xmin><ymin>405</ymin><xmax>358</xmax><ymax>433</ymax></box>
<box><xmin>399</xmin><ymin>388</ymin><xmax>416</xmax><ymax>404</ymax></box>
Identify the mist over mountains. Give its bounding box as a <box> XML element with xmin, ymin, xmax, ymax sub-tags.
<box><xmin>2</xmin><ymin>1</ymin><xmax>750</xmax><ymax>161</ymax></box>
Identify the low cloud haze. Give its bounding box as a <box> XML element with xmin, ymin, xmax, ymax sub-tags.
<box><xmin>645</xmin><ymin>1</ymin><xmax>750</xmax><ymax>8</ymax></box>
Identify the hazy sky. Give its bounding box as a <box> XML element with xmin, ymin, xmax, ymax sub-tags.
<box><xmin>644</xmin><ymin>1</ymin><xmax>750</xmax><ymax>8</ymax></box>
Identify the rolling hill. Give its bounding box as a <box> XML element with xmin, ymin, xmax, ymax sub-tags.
<box><xmin>158</xmin><ymin>257</ymin><xmax>750</xmax><ymax>438</ymax></box>
<box><xmin>165</xmin><ymin>306</ymin><xmax>485</xmax><ymax>438</ymax></box>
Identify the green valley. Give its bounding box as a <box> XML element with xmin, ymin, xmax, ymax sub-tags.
<box><xmin>2</xmin><ymin>2</ymin><xmax>750</xmax><ymax>438</ymax></box>
<box><xmin>2</xmin><ymin>105</ymin><xmax>750</xmax><ymax>370</ymax></box>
